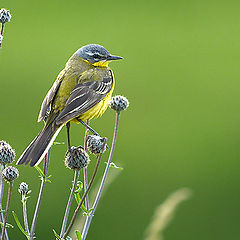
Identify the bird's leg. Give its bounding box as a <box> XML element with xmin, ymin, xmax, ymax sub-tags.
<box><xmin>77</xmin><ymin>118</ymin><xmax>109</xmax><ymax>149</ymax></box>
<box><xmin>77</xmin><ymin>119</ymin><xmax>100</xmax><ymax>136</ymax></box>
<box><xmin>66</xmin><ymin>122</ymin><xmax>72</xmax><ymax>151</ymax></box>
<box><xmin>66</xmin><ymin>122</ymin><xmax>76</xmax><ymax>160</ymax></box>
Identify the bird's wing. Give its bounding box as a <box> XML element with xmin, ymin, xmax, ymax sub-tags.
<box><xmin>38</xmin><ymin>70</ymin><xmax>65</xmax><ymax>122</ymax></box>
<box><xmin>56</xmin><ymin>69</ymin><xmax>113</xmax><ymax>125</ymax></box>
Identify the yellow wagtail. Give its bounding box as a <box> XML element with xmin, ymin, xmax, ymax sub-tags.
<box><xmin>17</xmin><ymin>44</ymin><xmax>123</xmax><ymax>167</ymax></box>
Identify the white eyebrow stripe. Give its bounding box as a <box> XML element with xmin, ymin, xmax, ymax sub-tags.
<box><xmin>86</xmin><ymin>51</ymin><xmax>105</xmax><ymax>57</ymax></box>
<box><xmin>86</xmin><ymin>52</ymin><xmax>95</xmax><ymax>56</ymax></box>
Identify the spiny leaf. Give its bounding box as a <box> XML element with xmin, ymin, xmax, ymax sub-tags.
<box><xmin>34</xmin><ymin>166</ymin><xmax>45</xmax><ymax>178</ymax></box>
<box><xmin>53</xmin><ymin>229</ymin><xmax>64</xmax><ymax>240</ymax></box>
<box><xmin>107</xmin><ymin>162</ymin><xmax>123</xmax><ymax>170</ymax></box>
<box><xmin>74</xmin><ymin>193</ymin><xmax>88</xmax><ymax>213</ymax></box>
<box><xmin>12</xmin><ymin>211</ymin><xmax>29</xmax><ymax>239</ymax></box>
<box><xmin>83</xmin><ymin>208</ymin><xmax>94</xmax><ymax>217</ymax></box>
<box><xmin>74</xmin><ymin>192</ymin><xmax>81</xmax><ymax>204</ymax></box>
<box><xmin>0</xmin><ymin>222</ymin><xmax>14</xmax><ymax>228</ymax></box>
<box><xmin>74</xmin><ymin>181</ymin><xmax>83</xmax><ymax>193</ymax></box>
<box><xmin>76</xmin><ymin>231</ymin><xmax>82</xmax><ymax>240</ymax></box>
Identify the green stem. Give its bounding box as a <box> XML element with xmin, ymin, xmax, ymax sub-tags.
<box><xmin>29</xmin><ymin>149</ymin><xmax>50</xmax><ymax>240</ymax></box>
<box><xmin>1</xmin><ymin>182</ymin><xmax>13</xmax><ymax>240</ymax></box>
<box><xmin>63</xmin><ymin>138</ymin><xmax>106</xmax><ymax>239</ymax></box>
<box><xmin>81</xmin><ymin>112</ymin><xmax>120</xmax><ymax>240</ymax></box>
<box><xmin>0</xmin><ymin>165</ymin><xmax>8</xmax><ymax>240</ymax></box>
<box><xmin>22</xmin><ymin>195</ymin><xmax>30</xmax><ymax>236</ymax></box>
<box><xmin>0</xmin><ymin>23</ymin><xmax>4</xmax><ymax>48</ymax></box>
<box><xmin>60</xmin><ymin>170</ymin><xmax>80</xmax><ymax>237</ymax></box>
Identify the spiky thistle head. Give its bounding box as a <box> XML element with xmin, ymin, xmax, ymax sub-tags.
<box><xmin>18</xmin><ymin>182</ymin><xmax>29</xmax><ymax>195</ymax></box>
<box><xmin>0</xmin><ymin>140</ymin><xmax>15</xmax><ymax>165</ymax></box>
<box><xmin>0</xmin><ymin>9</ymin><xmax>11</xmax><ymax>24</ymax></box>
<box><xmin>109</xmin><ymin>95</ymin><xmax>129</xmax><ymax>112</ymax></box>
<box><xmin>65</xmin><ymin>146</ymin><xmax>90</xmax><ymax>170</ymax></box>
<box><xmin>87</xmin><ymin>135</ymin><xmax>107</xmax><ymax>155</ymax></box>
<box><xmin>2</xmin><ymin>166</ymin><xmax>19</xmax><ymax>182</ymax></box>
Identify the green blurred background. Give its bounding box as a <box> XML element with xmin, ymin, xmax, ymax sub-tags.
<box><xmin>1</xmin><ymin>0</ymin><xmax>240</xmax><ymax>239</ymax></box>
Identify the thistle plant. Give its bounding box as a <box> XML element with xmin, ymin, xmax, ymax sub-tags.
<box><xmin>81</xmin><ymin>95</ymin><xmax>129</xmax><ymax>239</ymax></box>
<box><xmin>59</xmin><ymin>147</ymin><xmax>90</xmax><ymax>237</ymax></box>
<box><xmin>62</xmin><ymin>137</ymin><xmax>107</xmax><ymax>238</ymax></box>
<box><xmin>0</xmin><ymin>141</ymin><xmax>15</xmax><ymax>240</ymax></box>
<box><xmin>0</xmin><ymin>141</ymin><xmax>15</xmax><ymax>166</ymax></box>
<box><xmin>18</xmin><ymin>182</ymin><xmax>31</xmax><ymax>236</ymax></box>
<box><xmin>87</xmin><ymin>135</ymin><xmax>107</xmax><ymax>155</ymax></box>
<box><xmin>1</xmin><ymin>166</ymin><xmax>19</xmax><ymax>240</ymax></box>
<box><xmin>0</xmin><ymin>8</ymin><xmax>11</xmax><ymax>48</ymax></box>
<box><xmin>29</xmin><ymin>149</ymin><xmax>51</xmax><ymax>240</ymax></box>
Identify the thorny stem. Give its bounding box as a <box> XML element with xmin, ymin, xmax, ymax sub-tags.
<box><xmin>60</xmin><ymin>170</ymin><xmax>80</xmax><ymax>237</ymax></box>
<box><xmin>81</xmin><ymin>112</ymin><xmax>121</xmax><ymax>240</ymax></box>
<box><xmin>1</xmin><ymin>182</ymin><xmax>13</xmax><ymax>240</ymax></box>
<box><xmin>83</xmin><ymin>120</ymin><xmax>89</xmax><ymax>211</ymax></box>
<box><xmin>29</xmin><ymin>148</ymin><xmax>51</xmax><ymax>240</ymax></box>
<box><xmin>0</xmin><ymin>165</ymin><xmax>8</xmax><ymax>240</ymax></box>
<box><xmin>22</xmin><ymin>195</ymin><xmax>30</xmax><ymax>236</ymax></box>
<box><xmin>0</xmin><ymin>165</ymin><xmax>4</xmax><ymax>206</ymax></box>
<box><xmin>63</xmin><ymin>139</ymin><xmax>106</xmax><ymax>239</ymax></box>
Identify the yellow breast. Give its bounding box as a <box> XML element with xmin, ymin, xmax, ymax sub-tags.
<box><xmin>71</xmin><ymin>81</ymin><xmax>114</xmax><ymax>123</ymax></box>
<box><xmin>79</xmin><ymin>89</ymin><xmax>113</xmax><ymax>122</ymax></box>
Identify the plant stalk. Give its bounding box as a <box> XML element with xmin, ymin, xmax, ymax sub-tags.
<box><xmin>81</xmin><ymin>112</ymin><xmax>120</xmax><ymax>240</ymax></box>
<box><xmin>60</xmin><ymin>170</ymin><xmax>80</xmax><ymax>237</ymax></box>
<box><xmin>29</xmin><ymin>148</ymin><xmax>51</xmax><ymax>240</ymax></box>
<box><xmin>0</xmin><ymin>23</ymin><xmax>4</xmax><ymax>48</ymax></box>
<box><xmin>0</xmin><ymin>165</ymin><xmax>8</xmax><ymax>240</ymax></box>
<box><xmin>22</xmin><ymin>196</ymin><xmax>30</xmax><ymax>236</ymax></box>
<box><xmin>83</xmin><ymin>120</ymin><xmax>89</xmax><ymax>211</ymax></box>
<box><xmin>1</xmin><ymin>182</ymin><xmax>13</xmax><ymax>240</ymax></box>
<box><xmin>63</xmin><ymin>139</ymin><xmax>106</xmax><ymax>239</ymax></box>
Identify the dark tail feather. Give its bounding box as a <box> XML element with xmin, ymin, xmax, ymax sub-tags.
<box><xmin>17</xmin><ymin>121</ymin><xmax>63</xmax><ymax>167</ymax></box>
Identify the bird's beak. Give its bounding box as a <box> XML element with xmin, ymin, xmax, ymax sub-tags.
<box><xmin>107</xmin><ymin>55</ymin><xmax>123</xmax><ymax>61</ymax></box>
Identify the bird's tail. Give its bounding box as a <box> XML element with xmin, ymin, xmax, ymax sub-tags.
<box><xmin>17</xmin><ymin>120</ymin><xmax>63</xmax><ymax>167</ymax></box>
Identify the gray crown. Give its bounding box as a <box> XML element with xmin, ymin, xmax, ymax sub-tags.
<box><xmin>75</xmin><ymin>44</ymin><xmax>123</xmax><ymax>63</ymax></box>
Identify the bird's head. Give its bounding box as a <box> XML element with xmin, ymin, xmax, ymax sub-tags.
<box><xmin>76</xmin><ymin>44</ymin><xmax>123</xmax><ymax>67</ymax></box>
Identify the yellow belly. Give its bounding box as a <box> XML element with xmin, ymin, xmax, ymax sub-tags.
<box><xmin>71</xmin><ymin>88</ymin><xmax>113</xmax><ymax>123</ymax></box>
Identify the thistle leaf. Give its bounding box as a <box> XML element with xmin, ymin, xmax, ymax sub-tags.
<box><xmin>34</xmin><ymin>166</ymin><xmax>45</xmax><ymax>178</ymax></box>
<box><xmin>53</xmin><ymin>229</ymin><xmax>64</xmax><ymax>240</ymax></box>
<box><xmin>76</xmin><ymin>231</ymin><xmax>82</xmax><ymax>240</ymax></box>
<box><xmin>12</xmin><ymin>211</ymin><xmax>29</xmax><ymax>239</ymax></box>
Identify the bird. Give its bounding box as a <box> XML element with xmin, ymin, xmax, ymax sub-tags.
<box><xmin>16</xmin><ymin>44</ymin><xmax>123</xmax><ymax>167</ymax></box>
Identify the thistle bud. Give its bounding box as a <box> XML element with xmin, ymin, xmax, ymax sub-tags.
<box><xmin>18</xmin><ymin>182</ymin><xmax>29</xmax><ymax>195</ymax></box>
<box><xmin>2</xmin><ymin>166</ymin><xmax>19</xmax><ymax>182</ymax></box>
<box><xmin>0</xmin><ymin>9</ymin><xmax>11</xmax><ymax>24</ymax></box>
<box><xmin>87</xmin><ymin>135</ymin><xmax>106</xmax><ymax>155</ymax></box>
<box><xmin>0</xmin><ymin>140</ymin><xmax>15</xmax><ymax>165</ymax></box>
<box><xmin>0</xmin><ymin>140</ymin><xmax>7</xmax><ymax>147</ymax></box>
<box><xmin>109</xmin><ymin>95</ymin><xmax>129</xmax><ymax>112</ymax></box>
<box><xmin>65</xmin><ymin>146</ymin><xmax>89</xmax><ymax>170</ymax></box>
